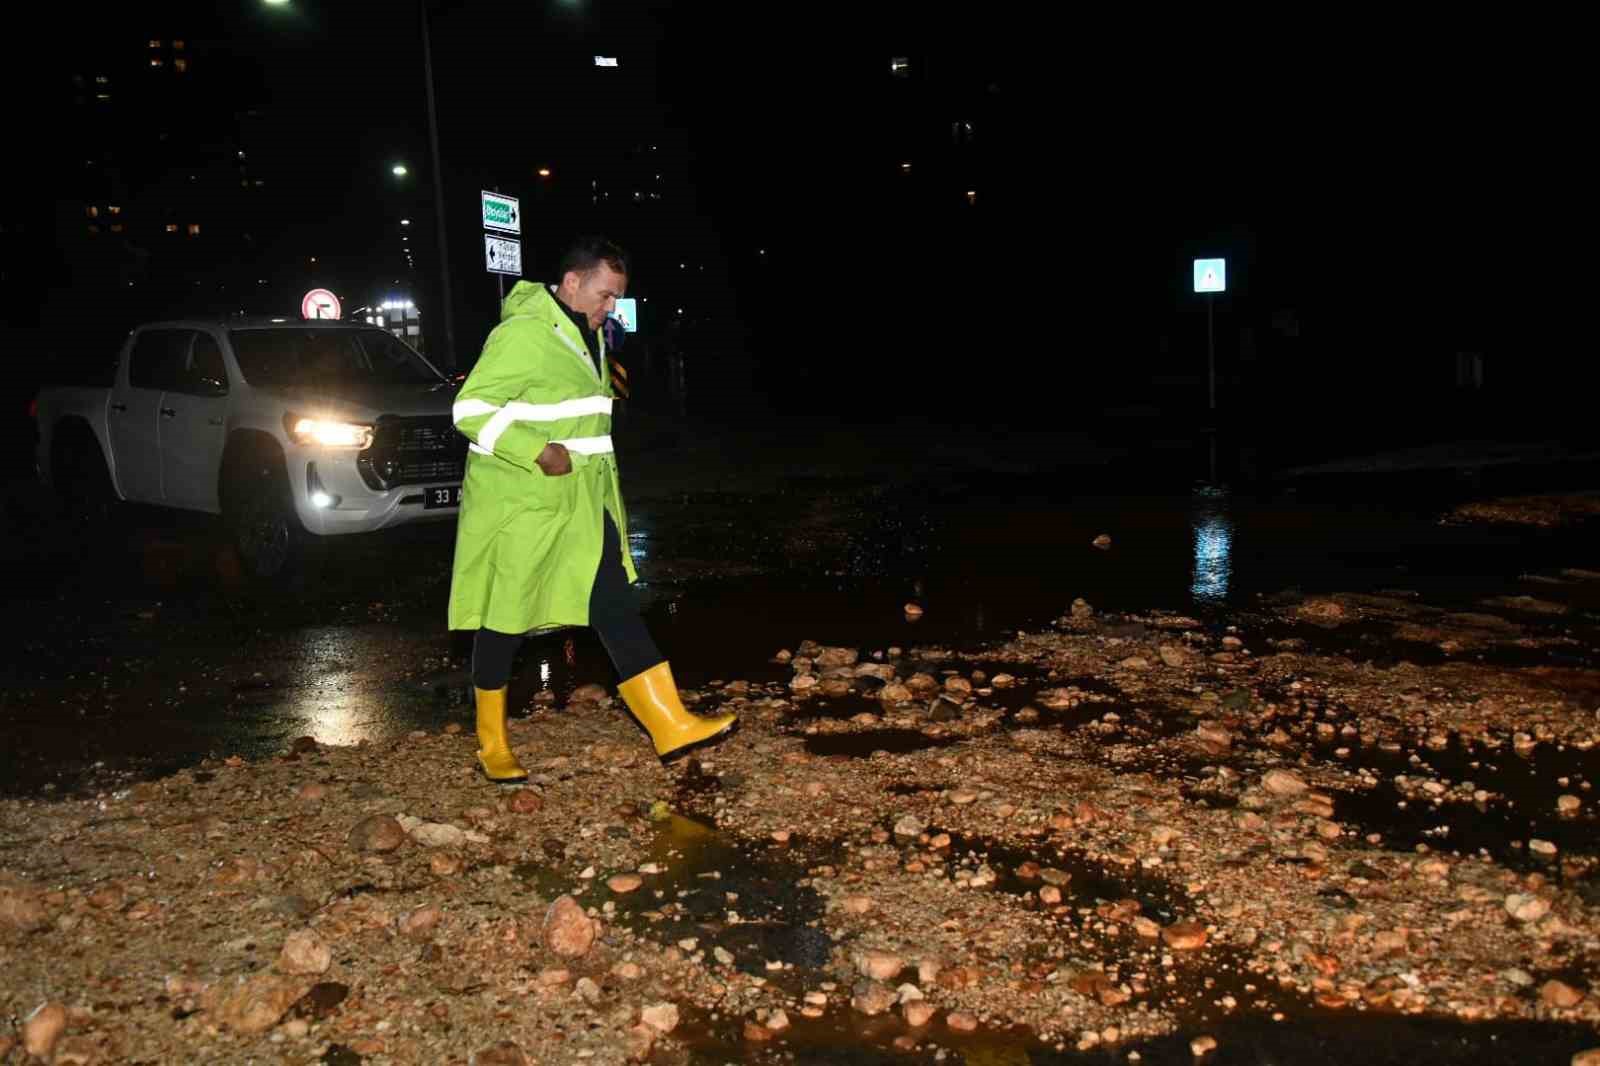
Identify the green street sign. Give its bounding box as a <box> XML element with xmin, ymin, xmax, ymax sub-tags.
<box><xmin>481</xmin><ymin>191</ymin><xmax>520</xmax><ymax>235</ymax></box>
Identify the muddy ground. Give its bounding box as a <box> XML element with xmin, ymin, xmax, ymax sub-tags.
<box><xmin>4</xmin><ymin>448</ymin><xmax>1600</xmax><ymax>1064</ymax></box>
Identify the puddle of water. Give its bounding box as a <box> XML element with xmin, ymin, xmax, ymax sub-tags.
<box><xmin>805</xmin><ymin>730</ymin><xmax>960</xmax><ymax>758</ymax></box>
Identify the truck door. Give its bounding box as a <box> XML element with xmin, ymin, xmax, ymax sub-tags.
<box><xmin>108</xmin><ymin>328</ymin><xmax>192</xmax><ymax>504</ymax></box>
<box><xmin>159</xmin><ymin>330</ymin><xmax>231</xmax><ymax>511</ymax></box>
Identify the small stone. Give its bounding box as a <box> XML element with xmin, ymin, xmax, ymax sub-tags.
<box><xmin>277</xmin><ymin>929</ymin><xmax>332</xmax><ymax>975</ymax></box>
<box><xmin>943</xmin><ymin>676</ymin><xmax>972</xmax><ymax>696</ymax></box>
<box><xmin>401</xmin><ymin>905</ymin><xmax>441</xmax><ymax>939</ymax></box>
<box><xmin>471</xmin><ymin>1041</ymin><xmax>529</xmax><ymax>1066</ymax></box>
<box><xmin>296</xmin><ymin>782</ymin><xmax>328</xmax><ymax>801</ymax></box>
<box><xmin>1505</xmin><ymin>893</ymin><xmax>1551</xmax><ymax>922</ymax></box>
<box><xmin>1191</xmin><ymin>1035</ymin><xmax>1218</xmax><ymax>1057</ymax></box>
<box><xmin>744</xmin><ymin>1020</ymin><xmax>776</xmax><ymax>1042</ymax></box>
<box><xmin>1133</xmin><ymin>917</ymin><xmax>1161</xmax><ymax>939</ymax></box>
<box><xmin>878</xmin><ymin>683</ymin><xmax>913</xmax><ymax>704</ymax></box>
<box><xmin>507</xmin><ymin>790</ymin><xmax>543</xmax><ymax>814</ymax></box>
<box><xmin>625</xmin><ymin>1024</ymin><xmax>655</xmax><ymax>1062</ymax></box>
<box><xmin>1530</xmin><ymin>839</ymin><xmax>1558</xmax><ymax>858</ymax></box>
<box><xmin>284</xmin><ymin>1018</ymin><xmax>310</xmax><ymax>1038</ymax></box>
<box><xmin>608</xmin><ymin>873</ymin><xmax>644</xmax><ymax>894</ymax></box>
<box><xmin>842</xmin><ymin>895</ymin><xmax>874</xmax><ymax>915</ymax></box>
<box><xmin>641</xmin><ymin>1002</ymin><xmax>680</xmax><ymax>1033</ymax></box>
<box><xmin>0</xmin><ymin>888</ymin><xmax>50</xmax><ymax>932</ymax></box>
<box><xmin>444</xmin><ymin>722</ymin><xmax>463</xmax><ymax>734</ymax></box>
<box><xmin>991</xmin><ymin>673</ymin><xmax>1016</xmax><ymax>688</ymax></box>
<box><xmin>856</xmin><ymin>950</ymin><xmax>904</xmax><ymax>981</ymax></box>
<box><xmin>612</xmin><ymin>961</ymin><xmax>644</xmax><ymax>980</ymax></box>
<box><xmin>1572</xmin><ymin>1050</ymin><xmax>1600</xmax><ymax>1066</ymax></box>
<box><xmin>209</xmin><ymin>974</ymin><xmax>305</xmax><ymax>1035</ymax></box>
<box><xmin>1158</xmin><ymin>644</ymin><xmax>1191</xmax><ymax>668</ymax></box>
<box><xmin>1092</xmin><ymin>534</ymin><xmax>1113</xmax><ymax>549</ymax></box>
<box><xmin>775</xmin><ymin>649</ymin><xmax>793</xmax><ymax>663</ymax></box>
<box><xmin>430</xmin><ymin>853</ymin><xmax>463</xmax><ymax>876</ymax></box>
<box><xmin>1559</xmin><ymin>795</ymin><xmax>1582</xmax><ymax>815</ymax></box>
<box><xmin>1039</xmin><ymin>885</ymin><xmax>1063</xmax><ymax>905</ymax></box>
<box><xmin>947</xmin><ymin>1011</ymin><xmax>979</xmax><ymax>1032</ymax></box>
<box><xmin>1039</xmin><ymin>868</ymin><xmax>1071</xmax><ymax>886</ymax></box>
<box><xmin>894</xmin><ymin>814</ymin><xmax>926</xmax><ymax>838</ymax></box>
<box><xmin>918</xmin><ymin>958</ymin><xmax>943</xmax><ymax>985</ymax></box>
<box><xmin>1070</xmin><ymin>598</ymin><xmax>1094</xmax><ymax>618</ymax></box>
<box><xmin>537</xmin><ymin>967</ymin><xmax>572</xmax><ymax>987</ymax></box>
<box><xmin>1015</xmin><ymin>706</ymin><xmax>1041</xmax><ymax>724</ymax></box>
<box><xmin>407</xmin><ymin>820</ymin><xmax>467</xmax><ymax>848</ymax></box>
<box><xmin>347</xmin><ymin>815</ymin><xmax>406</xmax><ymax>853</ymax></box>
<box><xmin>852</xmin><ymin>981</ymin><xmax>897</xmax><ymax>1015</ymax></box>
<box><xmin>1542</xmin><ymin>980</ymin><xmax>1585</xmax><ymax>1008</ymax></box>
<box><xmin>1262</xmin><ymin>769</ymin><xmax>1309</xmax><ymax>796</ymax></box>
<box><xmin>571</xmin><ymin>682</ymin><xmax>609</xmax><ymax>704</ymax></box>
<box><xmin>23</xmin><ymin>1002</ymin><xmax>67</xmax><ymax>1060</ymax></box>
<box><xmin>714</xmin><ymin>946</ymin><xmax>735</xmax><ymax>966</ymax></box>
<box><xmin>543</xmin><ymin>895</ymin><xmax>597</xmax><ymax>958</ymax></box>
<box><xmin>904</xmin><ymin>1001</ymin><xmax>937</xmax><ymax>1027</ymax></box>
<box><xmin>766</xmin><ymin>1008</ymin><xmax>791</xmax><ymax>1031</ymax></box>
<box><xmin>949</xmin><ymin>789</ymin><xmax>979</xmax><ymax>806</ymax></box>
<box><xmin>904</xmin><ymin>603</ymin><xmax>925</xmax><ymax>619</ymax></box>
<box><xmin>1162</xmin><ymin>921</ymin><xmax>1209</xmax><ymax>950</ymax></box>
<box><xmin>575</xmin><ymin>976</ymin><xmax>602</xmax><ymax>1004</ymax></box>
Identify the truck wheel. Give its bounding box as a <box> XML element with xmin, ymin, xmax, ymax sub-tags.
<box><xmin>222</xmin><ymin>448</ymin><xmax>305</xmax><ymax>580</ymax></box>
<box><xmin>53</xmin><ymin>431</ymin><xmax>118</xmax><ymax>529</ymax></box>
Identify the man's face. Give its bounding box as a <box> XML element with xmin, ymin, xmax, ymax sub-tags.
<box><xmin>559</xmin><ymin>264</ymin><xmax>627</xmax><ymax>332</ymax></box>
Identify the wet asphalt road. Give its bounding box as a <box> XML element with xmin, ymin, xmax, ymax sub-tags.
<box><xmin>4</xmin><ymin>445</ymin><xmax>1597</xmax><ymax>799</ymax></box>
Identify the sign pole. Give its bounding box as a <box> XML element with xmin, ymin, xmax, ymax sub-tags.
<box><xmin>1207</xmin><ymin>294</ymin><xmax>1216</xmax><ymax>412</ymax></box>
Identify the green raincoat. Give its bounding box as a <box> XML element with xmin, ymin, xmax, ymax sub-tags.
<box><xmin>447</xmin><ymin>281</ymin><xmax>635</xmax><ymax>634</ymax></box>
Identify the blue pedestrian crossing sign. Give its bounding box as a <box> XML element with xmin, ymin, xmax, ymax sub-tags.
<box><xmin>1193</xmin><ymin>258</ymin><xmax>1226</xmax><ymax>293</ymax></box>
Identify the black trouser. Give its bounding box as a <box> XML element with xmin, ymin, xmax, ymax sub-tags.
<box><xmin>472</xmin><ymin>511</ymin><xmax>662</xmax><ymax>690</ymax></box>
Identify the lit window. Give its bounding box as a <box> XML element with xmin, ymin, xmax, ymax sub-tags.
<box><xmin>96</xmin><ymin>93</ymin><xmax>110</xmax><ymax>101</ymax></box>
<box><xmin>188</xmin><ymin>223</ymin><xmax>200</xmax><ymax>236</ymax></box>
<box><xmin>165</xmin><ymin>223</ymin><xmax>177</xmax><ymax>233</ymax></box>
<box><xmin>173</xmin><ymin>40</ymin><xmax>185</xmax><ymax>50</ymax></box>
<box><xmin>86</xmin><ymin>206</ymin><xmax>99</xmax><ymax>218</ymax></box>
<box><xmin>94</xmin><ymin>75</ymin><xmax>109</xmax><ymax>85</ymax></box>
<box><xmin>890</xmin><ymin>57</ymin><xmax>910</xmax><ymax>76</ymax></box>
<box><xmin>150</xmin><ymin>57</ymin><xmax>164</xmax><ymax>68</ymax></box>
<box><xmin>110</xmin><ymin>224</ymin><xmax>123</xmax><ymax>233</ymax></box>
<box><xmin>87</xmin><ymin>224</ymin><xmax>99</xmax><ymax>235</ymax></box>
<box><xmin>149</xmin><ymin>39</ymin><xmax>162</xmax><ymax>48</ymax></box>
<box><xmin>253</xmin><ymin>179</ymin><xmax>265</xmax><ymax>187</ymax></box>
<box><xmin>174</xmin><ymin>58</ymin><xmax>188</xmax><ymax>73</ymax></box>
<box><xmin>108</xmin><ymin>205</ymin><xmax>121</xmax><ymax>215</ymax></box>
<box><xmin>900</xmin><ymin>161</ymin><xmax>912</xmax><ymax>173</ymax></box>
<box><xmin>966</xmin><ymin>190</ymin><xmax>978</xmax><ymax>205</ymax></box>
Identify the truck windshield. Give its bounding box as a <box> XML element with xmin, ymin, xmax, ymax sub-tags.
<box><xmin>229</xmin><ymin>328</ymin><xmax>444</xmax><ymax>386</ymax></box>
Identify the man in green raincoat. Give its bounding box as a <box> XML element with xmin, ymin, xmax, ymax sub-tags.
<box><xmin>449</xmin><ymin>237</ymin><xmax>735</xmax><ymax>782</ymax></box>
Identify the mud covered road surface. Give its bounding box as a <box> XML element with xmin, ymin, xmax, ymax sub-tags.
<box><xmin>4</xmin><ymin>456</ymin><xmax>1600</xmax><ymax>1064</ymax></box>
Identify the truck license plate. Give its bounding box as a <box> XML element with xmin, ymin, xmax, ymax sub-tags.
<box><xmin>424</xmin><ymin>485</ymin><xmax>462</xmax><ymax>509</ymax></box>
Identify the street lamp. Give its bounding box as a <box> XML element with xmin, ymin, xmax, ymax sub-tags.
<box><xmin>392</xmin><ymin>164</ymin><xmax>408</xmax><ymax>177</ymax></box>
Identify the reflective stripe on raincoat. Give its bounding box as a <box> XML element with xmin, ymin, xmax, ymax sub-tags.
<box><xmin>447</xmin><ymin>281</ymin><xmax>635</xmax><ymax>634</ymax></box>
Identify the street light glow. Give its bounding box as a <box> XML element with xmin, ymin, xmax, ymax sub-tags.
<box><xmin>392</xmin><ymin>164</ymin><xmax>408</xmax><ymax>177</ymax></box>
<box><xmin>537</xmin><ymin>167</ymin><xmax>552</xmax><ymax>178</ymax></box>
<box><xmin>400</xmin><ymin>219</ymin><xmax>411</xmax><ymax>225</ymax></box>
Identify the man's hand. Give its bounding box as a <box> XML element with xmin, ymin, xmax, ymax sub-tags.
<box><xmin>535</xmin><ymin>442</ymin><xmax>572</xmax><ymax>476</ymax></box>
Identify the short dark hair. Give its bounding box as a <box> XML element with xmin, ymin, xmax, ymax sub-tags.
<box><xmin>557</xmin><ymin>236</ymin><xmax>629</xmax><ymax>281</ymax></box>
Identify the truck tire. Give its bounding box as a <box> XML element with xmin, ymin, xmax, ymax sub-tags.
<box><xmin>52</xmin><ymin>426</ymin><xmax>119</xmax><ymax>529</ymax></box>
<box><xmin>221</xmin><ymin>443</ymin><xmax>306</xmax><ymax>580</ymax></box>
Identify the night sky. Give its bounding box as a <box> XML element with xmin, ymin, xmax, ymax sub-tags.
<box><xmin>10</xmin><ymin>3</ymin><xmax>1586</xmax><ymax>430</ymax></box>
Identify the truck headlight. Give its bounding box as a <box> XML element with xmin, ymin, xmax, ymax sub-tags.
<box><xmin>284</xmin><ymin>412</ymin><xmax>374</xmax><ymax>450</ymax></box>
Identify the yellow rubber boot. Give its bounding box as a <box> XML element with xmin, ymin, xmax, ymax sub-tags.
<box><xmin>618</xmin><ymin>662</ymin><xmax>736</xmax><ymax>758</ymax></box>
<box><xmin>474</xmin><ymin>687</ymin><xmax>528</xmax><ymax>783</ymax></box>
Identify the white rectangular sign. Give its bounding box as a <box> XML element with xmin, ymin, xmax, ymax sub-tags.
<box><xmin>610</xmin><ymin>298</ymin><xmax>638</xmax><ymax>333</ymax></box>
<box><xmin>481</xmin><ymin>191</ymin><xmax>521</xmax><ymax>235</ymax></box>
<box><xmin>1193</xmin><ymin>258</ymin><xmax>1226</xmax><ymax>293</ymax></box>
<box><xmin>485</xmin><ymin>235</ymin><xmax>522</xmax><ymax>276</ymax></box>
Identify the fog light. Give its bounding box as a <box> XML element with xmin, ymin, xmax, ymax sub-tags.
<box><xmin>306</xmin><ymin>462</ymin><xmax>340</xmax><ymax>509</ymax></box>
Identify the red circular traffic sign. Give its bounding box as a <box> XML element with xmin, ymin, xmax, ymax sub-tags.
<box><xmin>301</xmin><ymin>288</ymin><xmax>342</xmax><ymax>320</ymax></box>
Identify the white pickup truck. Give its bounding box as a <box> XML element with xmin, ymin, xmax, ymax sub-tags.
<box><xmin>34</xmin><ymin>317</ymin><xmax>466</xmax><ymax>577</ymax></box>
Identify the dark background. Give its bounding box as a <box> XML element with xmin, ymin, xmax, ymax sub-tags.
<box><xmin>3</xmin><ymin>3</ymin><xmax>1589</xmax><ymax>470</ymax></box>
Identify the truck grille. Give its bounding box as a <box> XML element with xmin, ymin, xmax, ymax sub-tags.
<box><xmin>358</xmin><ymin>415</ymin><xmax>466</xmax><ymax>490</ymax></box>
